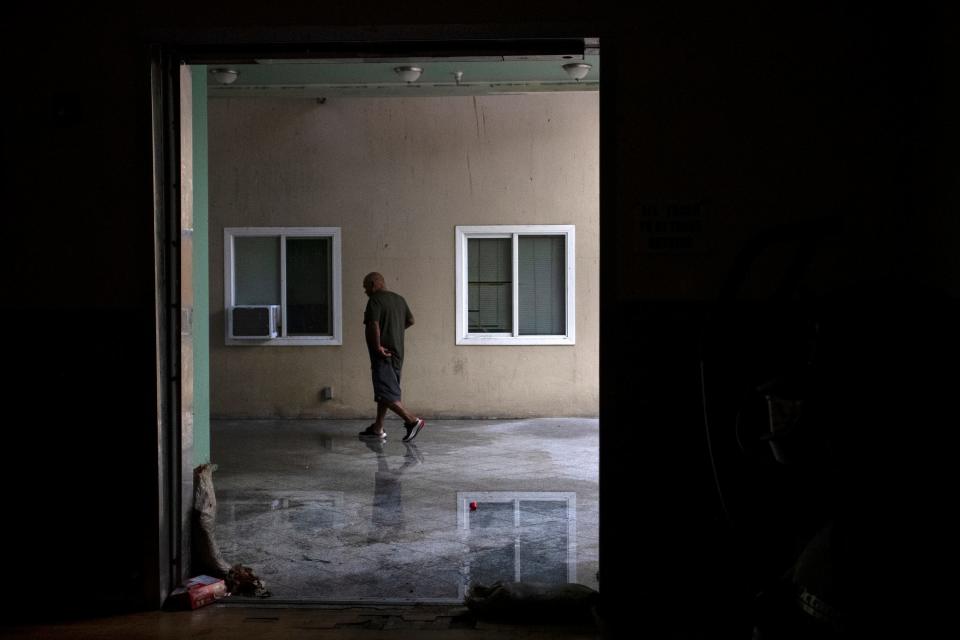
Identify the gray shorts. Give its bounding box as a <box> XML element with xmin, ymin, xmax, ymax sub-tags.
<box><xmin>371</xmin><ymin>357</ymin><xmax>402</xmax><ymax>403</ymax></box>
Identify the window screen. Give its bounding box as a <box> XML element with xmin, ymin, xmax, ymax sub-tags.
<box><xmin>468</xmin><ymin>238</ymin><xmax>512</xmax><ymax>332</ymax></box>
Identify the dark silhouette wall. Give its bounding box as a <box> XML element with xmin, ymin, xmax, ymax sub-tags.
<box><xmin>3</xmin><ymin>3</ymin><xmax>955</xmax><ymax>637</ymax></box>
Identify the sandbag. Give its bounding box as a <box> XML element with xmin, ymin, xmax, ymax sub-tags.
<box><xmin>192</xmin><ymin>464</ymin><xmax>231</xmax><ymax>577</ymax></box>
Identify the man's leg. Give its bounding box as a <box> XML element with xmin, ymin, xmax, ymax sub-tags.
<box><xmin>364</xmin><ymin>359</ymin><xmax>394</xmax><ymax>436</ymax></box>
<box><xmin>382</xmin><ymin>360</ymin><xmax>418</xmax><ymax>425</ymax></box>
<box><xmin>372</xmin><ymin>359</ymin><xmax>424</xmax><ymax>440</ymax></box>
<box><xmin>386</xmin><ymin>399</ymin><xmax>426</xmax><ymax>442</ymax></box>
<box><xmin>359</xmin><ymin>402</ymin><xmax>389</xmax><ymax>437</ymax></box>
<box><xmin>384</xmin><ymin>399</ymin><xmax>416</xmax><ymax>424</ymax></box>
<box><xmin>373</xmin><ymin>402</ymin><xmax>389</xmax><ymax>432</ymax></box>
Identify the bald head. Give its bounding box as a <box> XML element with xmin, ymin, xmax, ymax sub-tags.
<box><xmin>363</xmin><ymin>272</ymin><xmax>386</xmax><ymax>296</ymax></box>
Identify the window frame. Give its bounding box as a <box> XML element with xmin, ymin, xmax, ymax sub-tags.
<box><xmin>224</xmin><ymin>226</ymin><xmax>342</xmax><ymax>346</ymax></box>
<box><xmin>455</xmin><ymin>225</ymin><xmax>575</xmax><ymax>345</ymax></box>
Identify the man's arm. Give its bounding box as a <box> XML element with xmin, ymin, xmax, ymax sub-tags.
<box><xmin>365</xmin><ymin>320</ymin><xmax>392</xmax><ymax>357</ymax></box>
<box><xmin>405</xmin><ymin>306</ymin><xmax>415</xmax><ymax>329</ymax></box>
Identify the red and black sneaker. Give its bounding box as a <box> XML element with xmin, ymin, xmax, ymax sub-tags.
<box><xmin>402</xmin><ymin>418</ymin><xmax>425</xmax><ymax>442</ymax></box>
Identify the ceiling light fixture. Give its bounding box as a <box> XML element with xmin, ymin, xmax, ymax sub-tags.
<box><xmin>210</xmin><ymin>68</ymin><xmax>240</xmax><ymax>85</ymax></box>
<box><xmin>562</xmin><ymin>63</ymin><xmax>592</xmax><ymax>81</ymax></box>
<box><xmin>394</xmin><ymin>66</ymin><xmax>423</xmax><ymax>83</ymax></box>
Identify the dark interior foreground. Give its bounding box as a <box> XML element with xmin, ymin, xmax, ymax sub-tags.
<box><xmin>3</xmin><ymin>4</ymin><xmax>956</xmax><ymax>638</ymax></box>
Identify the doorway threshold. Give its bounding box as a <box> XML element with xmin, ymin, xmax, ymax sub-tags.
<box><xmin>216</xmin><ymin>596</ymin><xmax>464</xmax><ymax>607</ymax></box>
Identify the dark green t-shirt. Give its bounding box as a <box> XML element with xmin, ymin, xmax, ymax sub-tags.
<box><xmin>363</xmin><ymin>290</ymin><xmax>413</xmax><ymax>365</ymax></box>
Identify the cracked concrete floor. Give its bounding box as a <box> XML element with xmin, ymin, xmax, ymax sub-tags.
<box><xmin>209</xmin><ymin>418</ymin><xmax>599</xmax><ymax>603</ymax></box>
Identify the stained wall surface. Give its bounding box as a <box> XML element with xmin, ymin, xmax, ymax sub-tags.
<box><xmin>208</xmin><ymin>93</ymin><xmax>600</xmax><ymax>418</ymax></box>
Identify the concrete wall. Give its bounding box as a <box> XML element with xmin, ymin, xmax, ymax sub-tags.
<box><xmin>208</xmin><ymin>93</ymin><xmax>599</xmax><ymax>418</ymax></box>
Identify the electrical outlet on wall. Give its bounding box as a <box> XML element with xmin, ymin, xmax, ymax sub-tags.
<box><xmin>320</xmin><ymin>387</ymin><xmax>333</xmax><ymax>400</ymax></box>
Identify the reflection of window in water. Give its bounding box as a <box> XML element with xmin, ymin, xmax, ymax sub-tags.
<box><xmin>217</xmin><ymin>491</ymin><xmax>345</xmax><ymax>554</ymax></box>
<box><xmin>457</xmin><ymin>492</ymin><xmax>576</xmax><ymax>598</ymax></box>
<box><xmin>222</xmin><ymin>493</ymin><xmax>344</xmax><ymax>527</ymax></box>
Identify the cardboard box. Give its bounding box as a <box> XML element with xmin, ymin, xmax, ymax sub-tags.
<box><xmin>167</xmin><ymin>575</ymin><xmax>228</xmax><ymax>610</ymax></box>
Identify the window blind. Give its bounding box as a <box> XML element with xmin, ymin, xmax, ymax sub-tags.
<box><xmin>518</xmin><ymin>235</ymin><xmax>565</xmax><ymax>335</ymax></box>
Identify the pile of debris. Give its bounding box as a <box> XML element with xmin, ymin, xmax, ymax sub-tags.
<box><xmin>226</xmin><ymin>563</ymin><xmax>271</xmax><ymax>598</ymax></box>
<box><xmin>165</xmin><ymin>464</ymin><xmax>272</xmax><ymax>610</ymax></box>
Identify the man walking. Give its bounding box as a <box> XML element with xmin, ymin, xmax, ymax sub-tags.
<box><xmin>358</xmin><ymin>272</ymin><xmax>426</xmax><ymax>442</ymax></box>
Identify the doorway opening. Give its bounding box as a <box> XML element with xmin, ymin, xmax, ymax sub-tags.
<box><xmin>169</xmin><ymin>35</ymin><xmax>600</xmax><ymax>604</ymax></box>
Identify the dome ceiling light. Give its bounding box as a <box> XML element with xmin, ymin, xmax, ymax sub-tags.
<box><xmin>394</xmin><ymin>66</ymin><xmax>423</xmax><ymax>83</ymax></box>
<box><xmin>562</xmin><ymin>63</ymin><xmax>592</xmax><ymax>81</ymax></box>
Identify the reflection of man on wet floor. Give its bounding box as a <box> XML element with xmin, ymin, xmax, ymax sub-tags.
<box><xmin>364</xmin><ymin>440</ymin><xmax>424</xmax><ymax>540</ymax></box>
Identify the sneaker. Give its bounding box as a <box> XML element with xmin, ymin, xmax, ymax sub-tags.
<box><xmin>402</xmin><ymin>418</ymin><xmax>425</xmax><ymax>442</ymax></box>
<box><xmin>358</xmin><ymin>425</ymin><xmax>387</xmax><ymax>440</ymax></box>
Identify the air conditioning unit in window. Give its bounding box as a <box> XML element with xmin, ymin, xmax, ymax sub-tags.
<box><xmin>231</xmin><ymin>305</ymin><xmax>280</xmax><ymax>339</ymax></box>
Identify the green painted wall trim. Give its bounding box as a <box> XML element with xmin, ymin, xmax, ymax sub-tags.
<box><xmin>192</xmin><ymin>65</ymin><xmax>211</xmax><ymax>466</ymax></box>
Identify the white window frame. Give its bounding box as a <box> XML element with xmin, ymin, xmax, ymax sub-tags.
<box><xmin>456</xmin><ymin>225</ymin><xmax>575</xmax><ymax>345</ymax></box>
<box><xmin>224</xmin><ymin>227</ymin><xmax>342</xmax><ymax>346</ymax></box>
